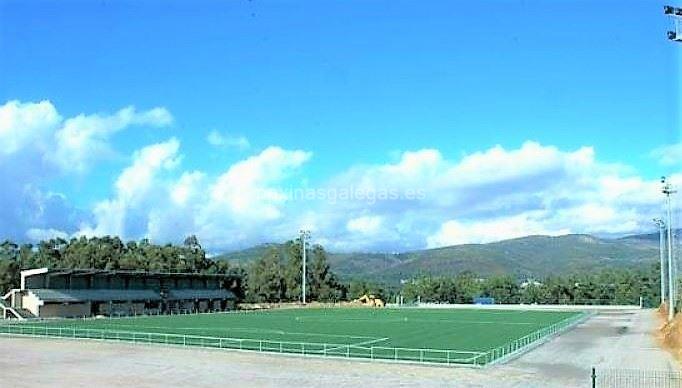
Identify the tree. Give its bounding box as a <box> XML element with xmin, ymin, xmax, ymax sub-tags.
<box><xmin>399</xmin><ymin>264</ymin><xmax>661</xmax><ymax>307</ymax></box>
<box><xmin>0</xmin><ymin>241</ymin><xmax>21</xmax><ymax>292</ymax></box>
<box><xmin>482</xmin><ymin>275</ymin><xmax>520</xmax><ymax>303</ymax></box>
<box><xmin>248</xmin><ymin>248</ymin><xmax>286</xmax><ymax>302</ymax></box>
<box><xmin>520</xmin><ymin>283</ymin><xmax>549</xmax><ymax>304</ymax></box>
<box><xmin>308</xmin><ymin>245</ymin><xmax>344</xmax><ymax>302</ymax></box>
<box><xmin>453</xmin><ymin>272</ymin><xmax>481</xmax><ymax>303</ymax></box>
<box><xmin>283</xmin><ymin>239</ymin><xmax>304</xmax><ymax>302</ymax></box>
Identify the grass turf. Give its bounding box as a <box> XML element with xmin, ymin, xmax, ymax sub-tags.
<box><xmin>21</xmin><ymin>307</ymin><xmax>582</xmax><ymax>365</ymax></box>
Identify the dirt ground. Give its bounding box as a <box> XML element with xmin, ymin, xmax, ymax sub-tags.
<box><xmin>0</xmin><ymin>309</ymin><xmax>676</xmax><ymax>388</ymax></box>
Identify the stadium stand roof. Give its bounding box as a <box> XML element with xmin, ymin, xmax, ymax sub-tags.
<box><xmin>30</xmin><ymin>289</ymin><xmax>162</xmax><ymax>303</ymax></box>
<box><xmin>40</xmin><ymin>269</ymin><xmax>235</xmax><ymax>279</ymax></box>
<box><xmin>29</xmin><ymin>288</ymin><xmax>236</xmax><ymax>303</ymax></box>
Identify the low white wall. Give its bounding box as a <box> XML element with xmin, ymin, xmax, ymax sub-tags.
<box><xmin>393</xmin><ymin>303</ymin><xmax>642</xmax><ymax>311</ymax></box>
<box><xmin>39</xmin><ymin>302</ymin><xmax>91</xmax><ymax>318</ymax></box>
<box><xmin>21</xmin><ymin>292</ymin><xmax>43</xmax><ymax>316</ymax></box>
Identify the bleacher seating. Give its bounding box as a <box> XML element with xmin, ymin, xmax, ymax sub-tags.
<box><xmin>168</xmin><ymin>289</ymin><xmax>235</xmax><ymax>300</ymax></box>
<box><xmin>4</xmin><ymin>268</ymin><xmax>239</xmax><ymax>318</ymax></box>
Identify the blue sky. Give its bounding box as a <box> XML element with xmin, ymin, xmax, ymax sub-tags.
<box><xmin>0</xmin><ymin>0</ymin><xmax>680</xmax><ymax>252</ymax></box>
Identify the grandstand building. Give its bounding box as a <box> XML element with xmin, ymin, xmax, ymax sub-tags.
<box><xmin>1</xmin><ymin>268</ymin><xmax>238</xmax><ymax>319</ymax></box>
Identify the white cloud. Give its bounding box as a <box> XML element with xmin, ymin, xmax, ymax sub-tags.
<box><xmin>52</xmin><ymin>106</ymin><xmax>173</xmax><ymax>172</ymax></box>
<box><xmin>0</xmin><ymin>100</ymin><xmax>173</xmax><ymax>174</ymax></box>
<box><xmin>427</xmin><ymin>214</ymin><xmax>570</xmax><ymax>248</ymax></box>
<box><xmin>347</xmin><ymin>216</ymin><xmax>383</xmax><ymax>235</ymax></box>
<box><xmin>207</xmin><ymin>146</ymin><xmax>311</xmax><ymax>221</ymax></box>
<box><xmin>2</xmin><ymin>99</ymin><xmax>677</xmax><ymax>252</ymax></box>
<box><xmin>79</xmin><ymin>139</ymin><xmax>656</xmax><ymax>252</ymax></box>
<box><xmin>78</xmin><ymin>138</ymin><xmax>181</xmax><ymax>238</ymax></box>
<box><xmin>79</xmin><ymin>144</ymin><xmax>311</xmax><ymax>247</ymax></box>
<box><xmin>0</xmin><ymin>100</ymin><xmax>61</xmax><ymax>155</ymax></box>
<box><xmin>315</xmin><ymin>141</ymin><xmax>676</xmax><ymax>251</ymax></box>
<box><xmin>115</xmin><ymin>138</ymin><xmax>181</xmax><ymax>203</ymax></box>
<box><xmin>171</xmin><ymin>171</ymin><xmax>205</xmax><ymax>206</ymax></box>
<box><xmin>134</xmin><ymin>107</ymin><xmax>173</xmax><ymax>127</ymax></box>
<box><xmin>206</xmin><ymin>130</ymin><xmax>250</xmax><ymax>150</ymax></box>
<box><xmin>0</xmin><ymin>100</ymin><xmax>174</xmax><ymax>241</ymax></box>
<box><xmin>651</xmin><ymin>143</ymin><xmax>682</xmax><ymax>166</ymax></box>
<box><xmin>26</xmin><ymin>228</ymin><xmax>69</xmax><ymax>242</ymax></box>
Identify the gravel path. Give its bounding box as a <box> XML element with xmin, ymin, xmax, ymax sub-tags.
<box><xmin>0</xmin><ymin>309</ymin><xmax>676</xmax><ymax>387</ymax></box>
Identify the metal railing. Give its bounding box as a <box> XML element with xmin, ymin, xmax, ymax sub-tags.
<box><xmin>592</xmin><ymin>367</ymin><xmax>682</xmax><ymax>388</ymax></box>
<box><xmin>0</xmin><ymin>323</ymin><xmax>486</xmax><ymax>366</ymax></box>
<box><xmin>477</xmin><ymin>312</ymin><xmax>589</xmax><ymax>365</ymax></box>
<box><xmin>0</xmin><ymin>312</ymin><xmax>587</xmax><ymax>367</ymax></box>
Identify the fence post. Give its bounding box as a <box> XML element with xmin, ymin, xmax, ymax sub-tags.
<box><xmin>591</xmin><ymin>367</ymin><xmax>596</xmax><ymax>388</ymax></box>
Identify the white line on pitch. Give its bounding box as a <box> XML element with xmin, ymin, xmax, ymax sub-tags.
<box><xmin>325</xmin><ymin>337</ymin><xmax>390</xmax><ymax>353</ymax></box>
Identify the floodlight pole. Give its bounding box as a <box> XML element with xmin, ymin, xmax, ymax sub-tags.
<box><xmin>665</xmin><ymin>5</ymin><xmax>682</xmax><ymax>42</ymax></box>
<box><xmin>663</xmin><ymin>7</ymin><xmax>680</xmax><ymax>320</ymax></box>
<box><xmin>655</xmin><ymin>218</ymin><xmax>667</xmax><ymax>305</ymax></box>
<box><xmin>299</xmin><ymin>230</ymin><xmax>310</xmax><ymax>304</ymax></box>
<box><xmin>663</xmin><ymin>177</ymin><xmax>677</xmax><ymax>321</ymax></box>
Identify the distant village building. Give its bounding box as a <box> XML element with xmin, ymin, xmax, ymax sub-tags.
<box><xmin>520</xmin><ymin>279</ymin><xmax>543</xmax><ymax>288</ymax></box>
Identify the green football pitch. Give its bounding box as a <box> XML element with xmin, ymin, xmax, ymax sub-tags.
<box><xmin>4</xmin><ymin>308</ymin><xmax>584</xmax><ymax>366</ymax></box>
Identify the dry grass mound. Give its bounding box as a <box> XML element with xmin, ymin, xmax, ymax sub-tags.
<box><xmin>658</xmin><ymin>303</ymin><xmax>682</xmax><ymax>361</ymax></box>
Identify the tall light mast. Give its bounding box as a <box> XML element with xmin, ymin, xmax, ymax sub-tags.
<box><xmin>665</xmin><ymin>5</ymin><xmax>682</xmax><ymax>42</ymax></box>
<box><xmin>663</xmin><ymin>6</ymin><xmax>680</xmax><ymax>320</ymax></box>
<box><xmin>299</xmin><ymin>230</ymin><xmax>311</xmax><ymax>304</ymax></box>
<box><xmin>654</xmin><ymin>218</ymin><xmax>667</xmax><ymax>305</ymax></box>
<box><xmin>662</xmin><ymin>177</ymin><xmax>677</xmax><ymax>321</ymax></box>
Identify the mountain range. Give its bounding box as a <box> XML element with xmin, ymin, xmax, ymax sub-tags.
<box><xmin>215</xmin><ymin>233</ymin><xmax>664</xmax><ymax>285</ymax></box>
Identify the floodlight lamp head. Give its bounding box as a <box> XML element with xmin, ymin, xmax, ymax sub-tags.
<box><xmin>665</xmin><ymin>5</ymin><xmax>675</xmax><ymax>14</ymax></box>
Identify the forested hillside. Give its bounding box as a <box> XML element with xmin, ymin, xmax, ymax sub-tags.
<box><xmin>0</xmin><ymin>233</ymin><xmax>663</xmax><ymax>307</ymax></box>
<box><xmin>217</xmin><ymin>234</ymin><xmax>659</xmax><ymax>284</ymax></box>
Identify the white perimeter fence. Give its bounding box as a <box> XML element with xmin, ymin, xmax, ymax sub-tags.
<box><xmin>0</xmin><ymin>312</ymin><xmax>588</xmax><ymax>367</ymax></box>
